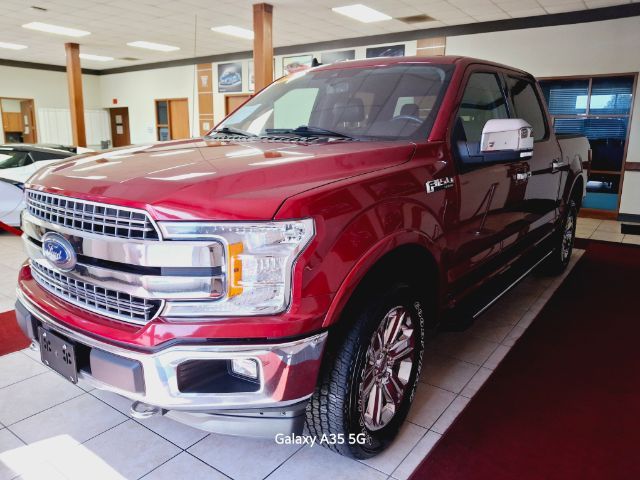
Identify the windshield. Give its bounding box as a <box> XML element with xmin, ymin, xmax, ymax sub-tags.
<box><xmin>215</xmin><ymin>63</ymin><xmax>452</xmax><ymax>141</ymax></box>
<box><xmin>0</xmin><ymin>150</ymin><xmax>30</xmax><ymax>169</ymax></box>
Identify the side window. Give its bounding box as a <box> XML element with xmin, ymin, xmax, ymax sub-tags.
<box><xmin>456</xmin><ymin>73</ymin><xmax>509</xmax><ymax>144</ymax></box>
<box><xmin>30</xmin><ymin>152</ymin><xmax>60</xmax><ymax>162</ymax></box>
<box><xmin>507</xmin><ymin>76</ymin><xmax>548</xmax><ymax>141</ymax></box>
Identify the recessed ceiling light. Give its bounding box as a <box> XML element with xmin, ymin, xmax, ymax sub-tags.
<box><xmin>22</xmin><ymin>22</ymin><xmax>90</xmax><ymax>37</ymax></box>
<box><xmin>211</xmin><ymin>25</ymin><xmax>254</xmax><ymax>40</ymax></box>
<box><xmin>332</xmin><ymin>4</ymin><xmax>392</xmax><ymax>23</ymax></box>
<box><xmin>127</xmin><ymin>41</ymin><xmax>180</xmax><ymax>52</ymax></box>
<box><xmin>79</xmin><ymin>53</ymin><xmax>114</xmax><ymax>62</ymax></box>
<box><xmin>0</xmin><ymin>41</ymin><xmax>28</xmax><ymax>50</ymax></box>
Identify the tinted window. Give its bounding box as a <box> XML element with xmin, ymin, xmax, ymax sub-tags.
<box><xmin>507</xmin><ymin>76</ymin><xmax>547</xmax><ymax>141</ymax></box>
<box><xmin>218</xmin><ymin>64</ymin><xmax>452</xmax><ymax>141</ymax></box>
<box><xmin>456</xmin><ymin>73</ymin><xmax>508</xmax><ymax>143</ymax></box>
<box><xmin>0</xmin><ymin>150</ymin><xmax>31</xmax><ymax>169</ymax></box>
<box><xmin>30</xmin><ymin>151</ymin><xmax>69</xmax><ymax>162</ymax></box>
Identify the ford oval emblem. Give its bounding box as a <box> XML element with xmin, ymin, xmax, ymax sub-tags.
<box><xmin>42</xmin><ymin>232</ymin><xmax>77</xmax><ymax>271</ymax></box>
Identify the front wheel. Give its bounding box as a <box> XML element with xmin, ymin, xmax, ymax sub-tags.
<box><xmin>541</xmin><ymin>199</ymin><xmax>577</xmax><ymax>275</ymax></box>
<box><xmin>305</xmin><ymin>284</ymin><xmax>426</xmax><ymax>458</ymax></box>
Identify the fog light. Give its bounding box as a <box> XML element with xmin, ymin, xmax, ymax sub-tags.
<box><xmin>230</xmin><ymin>358</ymin><xmax>259</xmax><ymax>380</ymax></box>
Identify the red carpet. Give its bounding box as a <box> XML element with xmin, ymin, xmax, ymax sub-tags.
<box><xmin>0</xmin><ymin>311</ymin><xmax>30</xmax><ymax>356</ymax></box>
<box><xmin>0</xmin><ymin>220</ymin><xmax>22</xmax><ymax>236</ymax></box>
<box><xmin>412</xmin><ymin>242</ymin><xmax>640</xmax><ymax>480</ymax></box>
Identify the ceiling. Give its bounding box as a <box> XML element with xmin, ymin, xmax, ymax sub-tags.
<box><xmin>0</xmin><ymin>0</ymin><xmax>636</xmax><ymax>70</ymax></box>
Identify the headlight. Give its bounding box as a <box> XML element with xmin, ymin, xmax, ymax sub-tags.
<box><xmin>158</xmin><ymin>218</ymin><xmax>314</xmax><ymax>317</ymax></box>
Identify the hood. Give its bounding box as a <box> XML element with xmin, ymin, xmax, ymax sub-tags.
<box><xmin>0</xmin><ymin>159</ymin><xmax>61</xmax><ymax>184</ymax></box>
<box><xmin>28</xmin><ymin>138</ymin><xmax>416</xmax><ymax>221</ymax></box>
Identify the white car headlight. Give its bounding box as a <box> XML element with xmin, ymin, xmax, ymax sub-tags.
<box><xmin>158</xmin><ymin>219</ymin><xmax>314</xmax><ymax>317</ymax></box>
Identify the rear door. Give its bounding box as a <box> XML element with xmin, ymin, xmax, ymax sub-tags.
<box><xmin>505</xmin><ymin>74</ymin><xmax>563</xmax><ymax>245</ymax></box>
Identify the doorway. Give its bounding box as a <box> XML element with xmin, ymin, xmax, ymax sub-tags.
<box><xmin>0</xmin><ymin>97</ymin><xmax>37</xmax><ymax>144</ymax></box>
<box><xmin>109</xmin><ymin>107</ymin><xmax>131</xmax><ymax>147</ymax></box>
<box><xmin>155</xmin><ymin>98</ymin><xmax>190</xmax><ymax>141</ymax></box>
<box><xmin>225</xmin><ymin>94</ymin><xmax>252</xmax><ymax>116</ymax></box>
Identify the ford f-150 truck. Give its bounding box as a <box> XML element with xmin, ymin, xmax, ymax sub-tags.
<box><xmin>15</xmin><ymin>56</ymin><xmax>589</xmax><ymax>458</ymax></box>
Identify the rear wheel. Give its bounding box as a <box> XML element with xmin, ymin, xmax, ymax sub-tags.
<box><xmin>541</xmin><ymin>199</ymin><xmax>577</xmax><ymax>275</ymax></box>
<box><xmin>306</xmin><ymin>284</ymin><xmax>426</xmax><ymax>458</ymax></box>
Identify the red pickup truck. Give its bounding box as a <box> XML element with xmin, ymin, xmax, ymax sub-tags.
<box><xmin>15</xmin><ymin>56</ymin><xmax>589</xmax><ymax>458</ymax></box>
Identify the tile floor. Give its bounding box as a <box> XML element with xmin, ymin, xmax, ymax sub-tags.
<box><xmin>576</xmin><ymin>217</ymin><xmax>640</xmax><ymax>245</ymax></box>
<box><xmin>0</xmin><ymin>225</ymin><xmax>600</xmax><ymax>479</ymax></box>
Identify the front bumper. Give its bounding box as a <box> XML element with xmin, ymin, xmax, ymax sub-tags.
<box><xmin>16</xmin><ymin>290</ymin><xmax>327</xmax><ymax>437</ymax></box>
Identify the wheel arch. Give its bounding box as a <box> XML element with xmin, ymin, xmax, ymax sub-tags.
<box><xmin>322</xmin><ymin>237</ymin><xmax>442</xmax><ymax>332</ymax></box>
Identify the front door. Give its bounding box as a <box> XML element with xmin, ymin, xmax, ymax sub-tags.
<box><xmin>446</xmin><ymin>70</ymin><xmax>530</xmax><ymax>295</ymax></box>
<box><xmin>109</xmin><ymin>107</ymin><xmax>131</xmax><ymax>147</ymax></box>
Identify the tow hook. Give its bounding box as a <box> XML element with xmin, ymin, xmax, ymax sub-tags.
<box><xmin>130</xmin><ymin>401</ymin><xmax>164</xmax><ymax>419</ymax></box>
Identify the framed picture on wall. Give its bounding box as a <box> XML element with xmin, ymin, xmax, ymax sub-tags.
<box><xmin>248</xmin><ymin>60</ymin><xmax>255</xmax><ymax>91</ymax></box>
<box><xmin>366</xmin><ymin>44</ymin><xmax>405</xmax><ymax>58</ymax></box>
<box><xmin>321</xmin><ymin>50</ymin><xmax>355</xmax><ymax>64</ymax></box>
<box><xmin>218</xmin><ymin>62</ymin><xmax>242</xmax><ymax>93</ymax></box>
<box><xmin>282</xmin><ymin>54</ymin><xmax>313</xmax><ymax>75</ymax></box>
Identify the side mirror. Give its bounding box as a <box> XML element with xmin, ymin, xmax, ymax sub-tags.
<box><xmin>481</xmin><ymin>118</ymin><xmax>534</xmax><ymax>160</ymax></box>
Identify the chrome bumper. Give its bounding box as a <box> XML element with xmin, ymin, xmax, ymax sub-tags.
<box><xmin>16</xmin><ymin>290</ymin><xmax>327</xmax><ymax>413</ymax></box>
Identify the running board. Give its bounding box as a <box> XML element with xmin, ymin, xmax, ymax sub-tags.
<box><xmin>472</xmin><ymin>249</ymin><xmax>553</xmax><ymax>319</ymax></box>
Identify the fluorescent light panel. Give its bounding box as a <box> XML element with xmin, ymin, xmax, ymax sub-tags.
<box><xmin>127</xmin><ymin>41</ymin><xmax>180</xmax><ymax>52</ymax></box>
<box><xmin>22</xmin><ymin>22</ymin><xmax>90</xmax><ymax>37</ymax></box>
<box><xmin>79</xmin><ymin>53</ymin><xmax>113</xmax><ymax>62</ymax></box>
<box><xmin>0</xmin><ymin>41</ymin><xmax>28</xmax><ymax>50</ymax></box>
<box><xmin>211</xmin><ymin>25</ymin><xmax>254</xmax><ymax>40</ymax></box>
<box><xmin>332</xmin><ymin>4</ymin><xmax>392</xmax><ymax>23</ymax></box>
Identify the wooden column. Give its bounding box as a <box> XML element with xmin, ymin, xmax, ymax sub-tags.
<box><xmin>253</xmin><ymin>3</ymin><xmax>273</xmax><ymax>92</ymax></box>
<box><xmin>65</xmin><ymin>42</ymin><xmax>87</xmax><ymax>147</ymax></box>
<box><xmin>197</xmin><ymin>63</ymin><xmax>214</xmax><ymax>135</ymax></box>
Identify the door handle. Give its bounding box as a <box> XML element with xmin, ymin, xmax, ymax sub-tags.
<box><xmin>513</xmin><ymin>171</ymin><xmax>531</xmax><ymax>182</ymax></box>
<box><xmin>551</xmin><ymin>159</ymin><xmax>567</xmax><ymax>173</ymax></box>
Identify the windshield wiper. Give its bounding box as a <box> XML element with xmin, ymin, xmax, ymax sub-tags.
<box><xmin>264</xmin><ymin>126</ymin><xmax>354</xmax><ymax>139</ymax></box>
<box><xmin>209</xmin><ymin>126</ymin><xmax>257</xmax><ymax>137</ymax></box>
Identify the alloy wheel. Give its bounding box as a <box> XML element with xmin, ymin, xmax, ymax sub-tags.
<box><xmin>359</xmin><ymin>306</ymin><xmax>415</xmax><ymax>431</ymax></box>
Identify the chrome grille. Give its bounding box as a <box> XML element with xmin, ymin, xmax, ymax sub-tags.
<box><xmin>26</xmin><ymin>190</ymin><xmax>159</xmax><ymax>240</ymax></box>
<box><xmin>31</xmin><ymin>261</ymin><xmax>162</xmax><ymax>325</ymax></box>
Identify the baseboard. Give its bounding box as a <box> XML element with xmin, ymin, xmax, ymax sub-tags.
<box><xmin>618</xmin><ymin>213</ymin><xmax>640</xmax><ymax>224</ymax></box>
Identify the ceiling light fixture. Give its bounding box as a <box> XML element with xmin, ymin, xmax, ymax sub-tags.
<box><xmin>127</xmin><ymin>41</ymin><xmax>180</xmax><ymax>52</ymax></box>
<box><xmin>79</xmin><ymin>53</ymin><xmax>114</xmax><ymax>62</ymax></box>
<box><xmin>332</xmin><ymin>4</ymin><xmax>392</xmax><ymax>23</ymax></box>
<box><xmin>22</xmin><ymin>22</ymin><xmax>90</xmax><ymax>37</ymax></box>
<box><xmin>0</xmin><ymin>42</ymin><xmax>28</xmax><ymax>50</ymax></box>
<box><xmin>211</xmin><ymin>25</ymin><xmax>254</xmax><ymax>40</ymax></box>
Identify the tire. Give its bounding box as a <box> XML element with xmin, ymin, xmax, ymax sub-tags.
<box><xmin>541</xmin><ymin>199</ymin><xmax>577</xmax><ymax>276</ymax></box>
<box><xmin>305</xmin><ymin>283</ymin><xmax>426</xmax><ymax>458</ymax></box>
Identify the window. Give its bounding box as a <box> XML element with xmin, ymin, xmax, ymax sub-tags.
<box><xmin>30</xmin><ymin>151</ymin><xmax>67</xmax><ymax>162</ymax></box>
<box><xmin>219</xmin><ymin>64</ymin><xmax>452</xmax><ymax>141</ymax></box>
<box><xmin>540</xmin><ymin>74</ymin><xmax>635</xmax><ymax>212</ymax></box>
<box><xmin>0</xmin><ymin>150</ymin><xmax>30</xmax><ymax>169</ymax></box>
<box><xmin>507</xmin><ymin>76</ymin><xmax>547</xmax><ymax>141</ymax></box>
<box><xmin>456</xmin><ymin>73</ymin><xmax>509</xmax><ymax>144</ymax></box>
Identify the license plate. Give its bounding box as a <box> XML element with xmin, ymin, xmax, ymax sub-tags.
<box><xmin>38</xmin><ymin>327</ymin><xmax>78</xmax><ymax>383</ymax></box>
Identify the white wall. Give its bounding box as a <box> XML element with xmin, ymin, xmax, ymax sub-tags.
<box><xmin>0</xmin><ymin>65</ymin><xmax>105</xmax><ymax>147</ymax></box>
<box><xmin>97</xmin><ymin>65</ymin><xmax>199</xmax><ymax>144</ymax></box>
<box><xmin>0</xmin><ymin>65</ymin><xmax>101</xmax><ymax>109</ymax></box>
<box><xmin>445</xmin><ymin>16</ymin><xmax>640</xmax><ymax>216</ymax></box>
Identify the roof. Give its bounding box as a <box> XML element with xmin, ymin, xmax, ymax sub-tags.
<box><xmin>312</xmin><ymin>55</ymin><xmax>531</xmax><ymax>76</ymax></box>
<box><xmin>0</xmin><ymin>144</ymin><xmax>74</xmax><ymax>155</ymax></box>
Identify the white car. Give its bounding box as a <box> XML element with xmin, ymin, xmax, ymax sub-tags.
<box><xmin>0</xmin><ymin>145</ymin><xmax>75</xmax><ymax>227</ymax></box>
